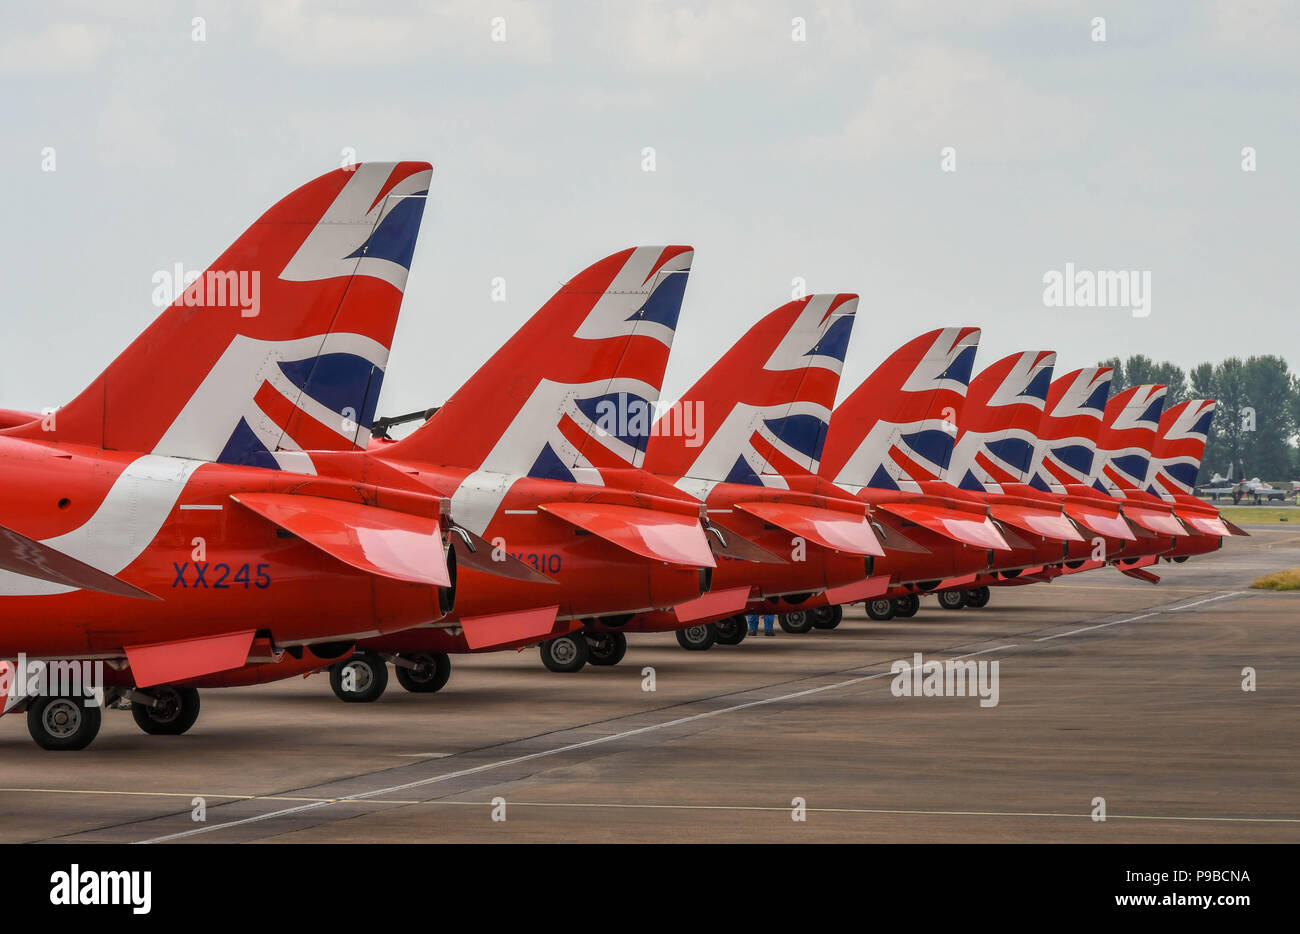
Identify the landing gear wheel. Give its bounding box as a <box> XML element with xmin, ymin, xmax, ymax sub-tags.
<box><xmin>812</xmin><ymin>605</ymin><xmax>843</xmax><ymax>630</ymax></box>
<box><xmin>131</xmin><ymin>686</ymin><xmax>201</xmax><ymax>735</ymax></box>
<box><xmin>778</xmin><ymin>610</ymin><xmax>814</xmax><ymax>634</ymax></box>
<box><xmin>937</xmin><ymin>589</ymin><xmax>967</xmax><ymax>610</ymax></box>
<box><xmin>27</xmin><ymin>695</ymin><xmax>102</xmax><ymax>751</ymax></box>
<box><xmin>865</xmin><ymin>597</ymin><xmax>896</xmax><ymax>621</ymax></box>
<box><xmin>712</xmin><ymin>616</ymin><xmax>748</xmax><ymax>645</ymax></box>
<box><xmin>675</xmin><ymin>624</ymin><xmax>716</xmax><ymax>651</ymax></box>
<box><xmin>587</xmin><ymin>631</ymin><xmax>628</xmax><ymax>666</ymax></box>
<box><xmin>893</xmin><ymin>594</ymin><xmax>920</xmax><ymax>618</ymax></box>
<box><xmin>330</xmin><ymin>650</ymin><xmax>389</xmax><ymax>702</ymax></box>
<box><xmin>395</xmin><ymin>652</ymin><xmax>452</xmax><ymax>693</ymax></box>
<box><xmin>963</xmin><ymin>586</ymin><xmax>991</xmax><ymax>608</ymax></box>
<box><xmin>540</xmin><ymin>633</ymin><xmax>588</xmax><ymax>672</ymax></box>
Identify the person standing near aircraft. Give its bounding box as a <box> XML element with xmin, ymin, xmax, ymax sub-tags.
<box><xmin>747</xmin><ymin>613</ymin><xmax>776</xmax><ymax>637</ymax></box>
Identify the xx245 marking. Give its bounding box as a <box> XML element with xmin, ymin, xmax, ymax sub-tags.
<box><xmin>171</xmin><ymin>562</ymin><xmax>271</xmax><ymax>589</ymax></box>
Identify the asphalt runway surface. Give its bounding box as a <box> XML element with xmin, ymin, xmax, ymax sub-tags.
<box><xmin>3</xmin><ymin>525</ymin><xmax>1298</xmax><ymax>843</ymax></box>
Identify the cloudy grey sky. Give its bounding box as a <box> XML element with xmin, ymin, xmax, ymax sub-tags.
<box><xmin>2</xmin><ymin>1</ymin><xmax>1296</xmax><ymax>422</ymax></box>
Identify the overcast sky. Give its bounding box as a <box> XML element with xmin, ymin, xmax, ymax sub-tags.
<box><xmin>2</xmin><ymin>1</ymin><xmax>1296</xmax><ymax>423</ymax></box>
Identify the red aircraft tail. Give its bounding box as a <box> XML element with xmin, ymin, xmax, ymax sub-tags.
<box><xmin>386</xmin><ymin>246</ymin><xmax>693</xmax><ymax>479</ymax></box>
<box><xmin>8</xmin><ymin>162</ymin><xmax>432</xmax><ymax>469</ymax></box>
<box><xmin>820</xmin><ymin>327</ymin><xmax>980</xmax><ymax>491</ymax></box>
<box><xmin>947</xmin><ymin>350</ymin><xmax>1056</xmax><ymax>492</ymax></box>
<box><xmin>644</xmin><ymin>292</ymin><xmax>857</xmax><ymax>485</ymax></box>
<box><xmin>1148</xmin><ymin>400</ymin><xmax>1215</xmax><ymax>497</ymax></box>
<box><xmin>1093</xmin><ymin>384</ymin><xmax>1167</xmax><ymax>492</ymax></box>
<box><xmin>1026</xmin><ymin>367</ymin><xmax>1113</xmax><ymax>493</ymax></box>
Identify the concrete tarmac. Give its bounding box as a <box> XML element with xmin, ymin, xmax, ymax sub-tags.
<box><xmin>2</xmin><ymin>526</ymin><xmax>1298</xmax><ymax>843</ymax></box>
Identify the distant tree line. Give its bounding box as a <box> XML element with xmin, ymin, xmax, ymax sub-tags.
<box><xmin>1098</xmin><ymin>355</ymin><xmax>1299</xmax><ymax>484</ymax></box>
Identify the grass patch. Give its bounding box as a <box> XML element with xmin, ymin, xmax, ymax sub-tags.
<box><xmin>1250</xmin><ymin>569</ymin><xmax>1300</xmax><ymax>591</ymax></box>
<box><xmin>1216</xmin><ymin>506</ymin><xmax>1298</xmax><ymax>524</ymax></box>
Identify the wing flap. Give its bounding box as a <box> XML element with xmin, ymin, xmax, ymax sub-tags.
<box><xmin>539</xmin><ymin>502</ymin><xmax>715</xmax><ymax>567</ymax></box>
<box><xmin>231</xmin><ymin>492</ymin><xmax>450</xmax><ymax>587</ymax></box>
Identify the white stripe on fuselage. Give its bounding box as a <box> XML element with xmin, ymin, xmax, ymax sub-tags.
<box><xmin>0</xmin><ymin>454</ymin><xmax>203</xmax><ymax>597</ymax></box>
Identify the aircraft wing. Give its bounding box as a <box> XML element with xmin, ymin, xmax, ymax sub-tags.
<box><xmin>0</xmin><ymin>520</ymin><xmax>158</xmax><ymax>600</ymax></box>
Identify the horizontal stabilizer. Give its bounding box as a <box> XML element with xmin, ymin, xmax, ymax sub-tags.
<box><xmin>1062</xmin><ymin>502</ymin><xmax>1136</xmax><ymax>541</ymax></box>
<box><xmin>0</xmin><ymin>521</ymin><xmax>159</xmax><ymax>600</ymax></box>
<box><xmin>706</xmin><ymin>524</ymin><xmax>788</xmax><ymax>564</ymax></box>
<box><xmin>673</xmin><ymin>586</ymin><xmax>751</xmax><ymax>623</ymax></box>
<box><xmin>539</xmin><ymin>502</ymin><xmax>715</xmax><ymax>567</ymax></box>
<box><xmin>1221</xmin><ymin>518</ymin><xmax>1251</xmax><ymax>537</ymax></box>
<box><xmin>1174</xmin><ymin>511</ymin><xmax>1230</xmax><ymax>537</ymax></box>
<box><xmin>989</xmin><ymin>504</ymin><xmax>1083</xmax><ymax>542</ymax></box>
<box><xmin>460</xmin><ymin>606</ymin><xmax>561</xmax><ymax>651</ymax></box>
<box><xmin>877</xmin><ymin>503</ymin><xmax>1010</xmax><ymax>551</ymax></box>
<box><xmin>450</xmin><ymin>525</ymin><xmax>557</xmax><ymax>584</ymax></box>
<box><xmin>231</xmin><ymin>493</ymin><xmax>450</xmax><ymax>587</ymax></box>
<box><xmin>735</xmin><ymin>501</ymin><xmax>885</xmax><ymax>556</ymax></box>
<box><xmin>126</xmin><ymin>630</ymin><xmax>257</xmax><ymax>688</ymax></box>
<box><xmin>1121</xmin><ymin>505</ymin><xmax>1186</xmax><ymax>537</ymax></box>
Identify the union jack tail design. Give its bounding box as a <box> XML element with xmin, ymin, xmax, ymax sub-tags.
<box><xmin>1026</xmin><ymin>367</ymin><xmax>1113</xmax><ymax>492</ymax></box>
<box><xmin>644</xmin><ymin>293</ymin><xmax>857</xmax><ymax>492</ymax></box>
<box><xmin>820</xmin><ymin>327</ymin><xmax>980</xmax><ymax>492</ymax></box>
<box><xmin>947</xmin><ymin>350</ymin><xmax>1056</xmax><ymax>493</ymax></box>
<box><xmin>1148</xmin><ymin>399</ymin><xmax>1216</xmax><ymax>497</ymax></box>
<box><xmin>386</xmin><ymin>246</ymin><xmax>692</xmax><ymax>481</ymax></box>
<box><xmin>1093</xmin><ymin>384</ymin><xmax>1167</xmax><ymax>493</ymax></box>
<box><xmin>8</xmin><ymin>162</ymin><xmax>432</xmax><ymax>473</ymax></box>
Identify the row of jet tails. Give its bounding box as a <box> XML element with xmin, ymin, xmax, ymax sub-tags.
<box><xmin>0</xmin><ymin>163</ymin><xmax>1242</xmax><ymax>749</ymax></box>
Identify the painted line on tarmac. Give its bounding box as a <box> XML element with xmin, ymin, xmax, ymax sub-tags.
<box><xmin>351</xmin><ymin>799</ymin><xmax>1300</xmax><ymax>824</ymax></box>
<box><xmin>133</xmin><ymin>588</ymin><xmax>1248</xmax><ymax>843</ymax></box>
<box><xmin>1033</xmin><ymin>591</ymin><xmax>1238</xmax><ymax>642</ymax></box>
<box><xmin>9</xmin><ymin>786</ymin><xmax>1297</xmax><ymax>825</ymax></box>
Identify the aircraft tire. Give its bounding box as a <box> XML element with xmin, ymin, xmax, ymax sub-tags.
<box><xmin>938</xmin><ymin>589</ymin><xmax>967</xmax><ymax>610</ymax></box>
<box><xmin>587</xmin><ymin>631</ymin><xmax>628</xmax><ymax>666</ymax></box>
<box><xmin>778</xmin><ymin>610</ymin><xmax>814</xmax><ymax>634</ymax></box>
<box><xmin>865</xmin><ymin>597</ymin><xmax>896</xmax><ymax>621</ymax></box>
<box><xmin>892</xmin><ymin>594</ymin><xmax>920</xmax><ymax>618</ymax></box>
<box><xmin>28</xmin><ymin>694</ymin><xmax>102</xmax><ymax>751</ymax></box>
<box><xmin>330</xmin><ymin>650</ymin><xmax>389</xmax><ymax>702</ymax></box>
<box><xmin>964</xmin><ymin>586</ymin><xmax>991</xmax><ymax>608</ymax></box>
<box><xmin>395</xmin><ymin>652</ymin><xmax>451</xmax><ymax>693</ymax></box>
<box><xmin>712</xmin><ymin>616</ymin><xmax>748</xmax><ymax>645</ymax></box>
<box><xmin>675</xmin><ymin>624</ymin><xmax>716</xmax><ymax>651</ymax></box>
<box><xmin>812</xmin><ymin>605</ymin><xmax>843</xmax><ymax>629</ymax></box>
<box><xmin>132</xmin><ymin>685</ymin><xmax>201</xmax><ymax>735</ymax></box>
<box><xmin>540</xmin><ymin>634</ymin><xmax>588</xmax><ymax>672</ymax></box>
